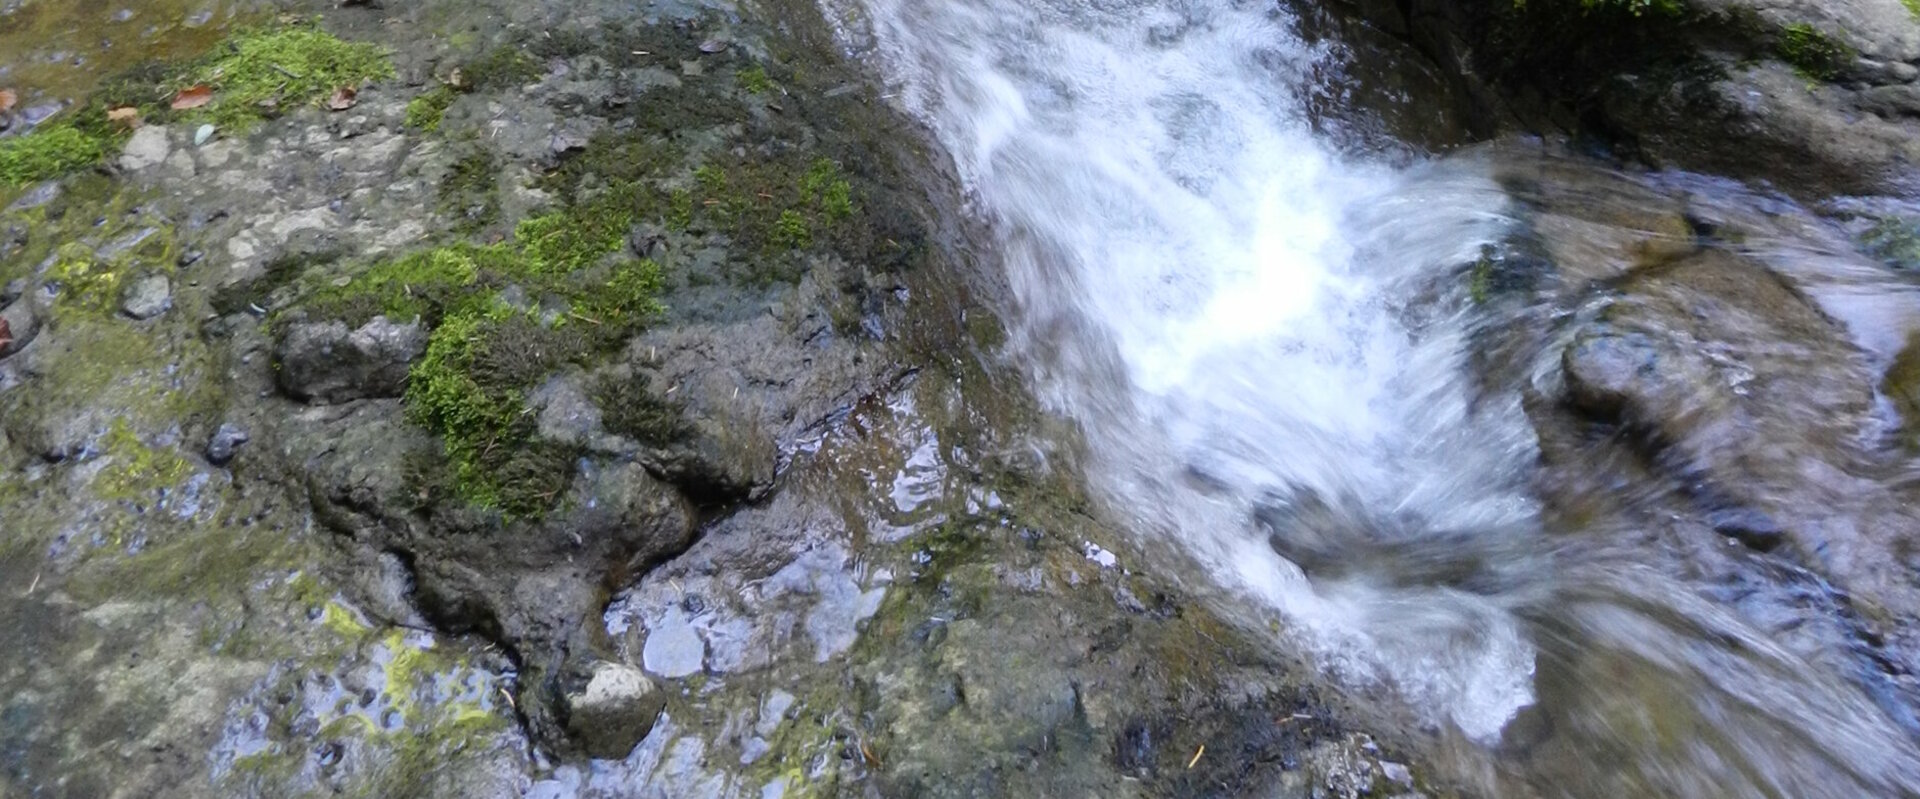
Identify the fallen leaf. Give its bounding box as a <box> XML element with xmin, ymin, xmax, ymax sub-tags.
<box><xmin>446</xmin><ymin>68</ymin><xmax>466</xmax><ymax>89</ymax></box>
<box><xmin>170</xmin><ymin>84</ymin><xmax>214</xmax><ymax>110</ymax></box>
<box><xmin>106</xmin><ymin>106</ymin><xmax>140</xmax><ymax>127</ymax></box>
<box><xmin>327</xmin><ymin>85</ymin><xmax>358</xmax><ymax>111</ymax></box>
<box><xmin>0</xmin><ymin>317</ymin><xmax>13</xmax><ymax>353</ymax></box>
<box><xmin>0</xmin><ymin>88</ymin><xmax>15</xmax><ymax>113</ymax></box>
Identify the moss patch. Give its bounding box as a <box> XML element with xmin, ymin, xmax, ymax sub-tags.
<box><xmin>4</xmin><ymin>24</ymin><xmax>390</xmax><ymax>189</ymax></box>
<box><xmin>188</xmin><ymin>26</ymin><xmax>394</xmax><ymax>131</ymax></box>
<box><xmin>296</xmin><ymin>244</ymin><xmax>487</xmax><ymax>327</ymax></box>
<box><xmin>404</xmin><ymin>46</ymin><xmax>540</xmax><ymax>135</ymax></box>
<box><xmin>405</xmin><ymin>86</ymin><xmax>460</xmax><ymax>133</ymax></box>
<box><xmin>738</xmin><ymin>64</ymin><xmax>774</xmax><ymax>94</ymax></box>
<box><xmin>0</xmin><ymin>125</ymin><xmax>109</xmax><ymax>186</ymax></box>
<box><xmin>1778</xmin><ymin>23</ymin><xmax>1852</xmax><ymax>81</ymax></box>
<box><xmin>404</xmin><ymin>304</ymin><xmax>575</xmax><ymax>516</ymax></box>
<box><xmin>669</xmin><ymin>154</ymin><xmax>869</xmax><ymax>281</ymax></box>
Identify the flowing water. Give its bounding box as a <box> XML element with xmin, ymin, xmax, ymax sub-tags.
<box><xmin>820</xmin><ymin>0</ymin><xmax>1920</xmax><ymax>794</ymax></box>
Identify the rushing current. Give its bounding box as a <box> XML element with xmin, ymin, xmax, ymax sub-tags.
<box><xmin>820</xmin><ymin>0</ymin><xmax>1920</xmax><ymax>795</ymax></box>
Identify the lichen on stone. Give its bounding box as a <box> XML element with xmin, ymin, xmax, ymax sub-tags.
<box><xmin>93</xmin><ymin>418</ymin><xmax>192</xmax><ymax>502</ymax></box>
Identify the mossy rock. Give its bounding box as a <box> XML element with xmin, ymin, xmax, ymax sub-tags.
<box><xmin>282</xmin><ymin>196</ymin><xmax>665</xmax><ymax>515</ymax></box>
<box><xmin>1860</xmin><ymin>217</ymin><xmax>1920</xmax><ymax>270</ymax></box>
<box><xmin>1777</xmin><ymin>23</ymin><xmax>1853</xmax><ymax>81</ymax></box>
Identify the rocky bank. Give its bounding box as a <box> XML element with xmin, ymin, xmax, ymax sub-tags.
<box><xmin>0</xmin><ymin>0</ymin><xmax>1437</xmax><ymax>796</ymax></box>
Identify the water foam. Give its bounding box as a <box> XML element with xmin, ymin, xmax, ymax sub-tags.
<box><xmin>825</xmin><ymin>0</ymin><xmax>1542</xmax><ymax>740</ymax></box>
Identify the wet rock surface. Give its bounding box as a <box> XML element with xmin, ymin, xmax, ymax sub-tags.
<box><xmin>0</xmin><ymin>0</ymin><xmax>1434</xmax><ymax>796</ymax></box>
<box><xmin>273</xmin><ymin>316</ymin><xmax>428</xmax><ymax>403</ymax></box>
<box><xmin>1462</xmin><ymin>143</ymin><xmax>1920</xmax><ymax>793</ymax></box>
<box><xmin>1332</xmin><ymin>0</ymin><xmax>1920</xmax><ymax>196</ymax></box>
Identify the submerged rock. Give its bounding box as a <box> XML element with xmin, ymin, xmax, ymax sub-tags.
<box><xmin>273</xmin><ymin>316</ymin><xmax>427</xmax><ymax>403</ymax></box>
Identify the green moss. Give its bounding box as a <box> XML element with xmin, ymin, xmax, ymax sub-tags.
<box><xmin>1779</xmin><ymin>23</ymin><xmax>1852</xmax><ymax>81</ymax></box>
<box><xmin>404</xmin><ymin>46</ymin><xmax>539</xmax><ymax>135</ymax></box>
<box><xmin>773</xmin><ymin>209</ymin><xmax>812</xmax><ymax>249</ymax></box>
<box><xmin>0</xmin><ymin>125</ymin><xmax>107</xmax><ymax>186</ymax></box>
<box><xmin>404</xmin><ymin>303</ymin><xmax>563</xmax><ymax>515</ymax></box>
<box><xmin>573</xmin><ymin>261</ymin><xmax>666</xmax><ymax>328</ymax></box>
<box><xmin>405</xmin><ymin>86</ymin><xmax>459</xmax><ymax>133</ymax></box>
<box><xmin>668</xmin><ymin>188</ymin><xmax>695</xmax><ymax>230</ymax></box>
<box><xmin>298</xmin><ymin>244</ymin><xmax>491</xmax><ymax>327</ymax></box>
<box><xmin>516</xmin><ymin>210</ymin><xmax>627</xmax><ymax>274</ymax></box>
<box><xmin>94</xmin><ymin>419</ymin><xmax>192</xmax><ymax>502</ymax></box>
<box><xmin>695</xmin><ymin>164</ymin><xmax>727</xmax><ymax>192</ymax></box>
<box><xmin>190</xmin><ymin>26</ymin><xmax>394</xmax><ymax>130</ymax></box>
<box><xmin>739</xmin><ymin>64</ymin><xmax>774</xmax><ymax>94</ymax></box>
<box><xmin>675</xmin><ymin>154</ymin><xmax>864</xmax><ymax>274</ymax></box>
<box><xmin>1906</xmin><ymin>0</ymin><xmax>1920</xmax><ymax>20</ymax></box>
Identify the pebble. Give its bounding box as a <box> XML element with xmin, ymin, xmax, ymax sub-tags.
<box><xmin>119</xmin><ymin>126</ymin><xmax>171</xmax><ymax>171</ymax></box>
<box><xmin>563</xmin><ymin>662</ymin><xmax>667</xmax><ymax>760</ymax></box>
<box><xmin>206</xmin><ymin>424</ymin><xmax>251</xmax><ymax>466</ymax></box>
<box><xmin>121</xmin><ymin>274</ymin><xmax>172</xmax><ymax>320</ymax></box>
<box><xmin>1380</xmin><ymin>761</ymin><xmax>1414</xmax><ymax>787</ymax></box>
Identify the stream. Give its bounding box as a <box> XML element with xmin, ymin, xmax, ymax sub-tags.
<box><xmin>826</xmin><ymin>0</ymin><xmax>1920</xmax><ymax>794</ymax></box>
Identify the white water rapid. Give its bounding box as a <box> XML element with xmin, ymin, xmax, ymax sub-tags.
<box><xmin>827</xmin><ymin>0</ymin><xmax>1537</xmax><ymax>739</ymax></box>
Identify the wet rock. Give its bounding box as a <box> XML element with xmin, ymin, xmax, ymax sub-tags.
<box><xmin>1380</xmin><ymin>760</ymin><xmax>1414</xmax><ymax>787</ymax></box>
<box><xmin>641</xmin><ymin>609</ymin><xmax>705</xmax><ymax>678</ymax></box>
<box><xmin>563</xmin><ymin>662</ymin><xmax>666</xmax><ymax>760</ymax></box>
<box><xmin>119</xmin><ymin>274</ymin><xmax>172</xmax><ymax>320</ymax></box>
<box><xmin>205</xmin><ymin>424</ymin><xmax>250</xmax><ymax>466</ymax></box>
<box><xmin>119</xmin><ymin>126</ymin><xmax>171</xmax><ymax>171</ymax></box>
<box><xmin>273</xmin><ymin>316</ymin><xmax>427</xmax><ymax>403</ymax></box>
<box><xmin>1883</xmin><ymin>330</ymin><xmax>1920</xmax><ymax>435</ymax></box>
<box><xmin>1707</xmin><ymin>506</ymin><xmax>1786</xmax><ymax>552</ymax></box>
<box><xmin>1561</xmin><ymin>328</ymin><xmax>1668</xmax><ymax>421</ymax></box>
<box><xmin>1344</xmin><ymin>0</ymin><xmax>1920</xmax><ymax>195</ymax></box>
<box><xmin>1</xmin><ymin>278</ymin><xmax>25</xmax><ymax>306</ymax></box>
<box><xmin>529</xmin><ymin>374</ymin><xmax>602</xmax><ymax>447</ymax></box>
<box><xmin>0</xmin><ymin>299</ymin><xmax>38</xmax><ymax>358</ymax></box>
